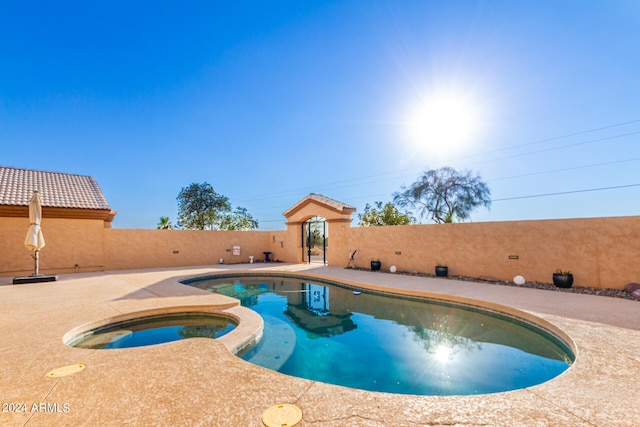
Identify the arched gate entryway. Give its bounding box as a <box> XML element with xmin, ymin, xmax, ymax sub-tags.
<box><xmin>283</xmin><ymin>193</ymin><xmax>355</xmax><ymax>265</ymax></box>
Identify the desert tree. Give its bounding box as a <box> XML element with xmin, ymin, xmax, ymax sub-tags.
<box><xmin>358</xmin><ymin>201</ymin><xmax>415</xmax><ymax>226</ymax></box>
<box><xmin>219</xmin><ymin>207</ymin><xmax>259</xmax><ymax>230</ymax></box>
<box><xmin>176</xmin><ymin>182</ymin><xmax>258</xmax><ymax>230</ymax></box>
<box><xmin>393</xmin><ymin>167</ymin><xmax>491</xmax><ymax>223</ymax></box>
<box><xmin>176</xmin><ymin>182</ymin><xmax>231</xmax><ymax>230</ymax></box>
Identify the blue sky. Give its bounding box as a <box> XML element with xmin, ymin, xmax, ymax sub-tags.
<box><xmin>2</xmin><ymin>1</ymin><xmax>639</xmax><ymax>229</ymax></box>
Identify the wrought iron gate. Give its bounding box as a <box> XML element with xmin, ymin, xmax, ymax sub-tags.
<box><xmin>302</xmin><ymin>216</ymin><xmax>326</xmax><ymax>264</ymax></box>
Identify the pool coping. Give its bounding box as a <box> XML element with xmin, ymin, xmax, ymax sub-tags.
<box><xmin>1</xmin><ymin>264</ymin><xmax>639</xmax><ymax>426</ymax></box>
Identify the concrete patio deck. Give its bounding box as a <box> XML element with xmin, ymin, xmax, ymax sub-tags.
<box><xmin>1</xmin><ymin>264</ymin><xmax>639</xmax><ymax>426</ymax></box>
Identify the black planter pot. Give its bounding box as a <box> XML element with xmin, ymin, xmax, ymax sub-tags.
<box><xmin>435</xmin><ymin>265</ymin><xmax>449</xmax><ymax>277</ymax></box>
<box><xmin>553</xmin><ymin>273</ymin><xmax>574</xmax><ymax>288</ymax></box>
<box><xmin>370</xmin><ymin>260</ymin><xmax>381</xmax><ymax>271</ymax></box>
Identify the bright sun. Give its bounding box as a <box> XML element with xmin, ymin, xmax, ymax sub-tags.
<box><xmin>405</xmin><ymin>91</ymin><xmax>482</xmax><ymax>159</ymax></box>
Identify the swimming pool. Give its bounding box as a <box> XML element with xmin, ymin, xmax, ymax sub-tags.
<box><xmin>184</xmin><ymin>273</ymin><xmax>574</xmax><ymax>396</ymax></box>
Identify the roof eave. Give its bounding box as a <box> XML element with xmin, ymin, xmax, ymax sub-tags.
<box><xmin>0</xmin><ymin>205</ymin><xmax>117</xmax><ymax>222</ymax></box>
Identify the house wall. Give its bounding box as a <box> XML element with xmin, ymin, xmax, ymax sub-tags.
<box><xmin>0</xmin><ymin>216</ymin><xmax>105</xmax><ymax>275</ymax></box>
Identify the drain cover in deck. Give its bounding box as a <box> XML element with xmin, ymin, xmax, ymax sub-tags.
<box><xmin>262</xmin><ymin>403</ymin><xmax>302</xmax><ymax>427</ymax></box>
<box><xmin>45</xmin><ymin>363</ymin><xmax>85</xmax><ymax>378</ymax></box>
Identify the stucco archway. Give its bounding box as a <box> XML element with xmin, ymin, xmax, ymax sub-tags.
<box><xmin>283</xmin><ymin>194</ymin><xmax>355</xmax><ymax>264</ymax></box>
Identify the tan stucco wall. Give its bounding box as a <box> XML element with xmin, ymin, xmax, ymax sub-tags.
<box><xmin>264</xmin><ymin>228</ymin><xmax>298</xmax><ymax>263</ymax></box>
<box><xmin>2</xmin><ymin>214</ymin><xmax>639</xmax><ymax>290</ymax></box>
<box><xmin>0</xmin><ymin>216</ymin><xmax>105</xmax><ymax>275</ymax></box>
<box><xmin>103</xmin><ymin>229</ymin><xmax>275</xmax><ymax>270</ymax></box>
<box><xmin>325</xmin><ymin>219</ymin><xmax>352</xmax><ymax>266</ymax></box>
<box><xmin>112</xmin><ymin>229</ymin><xmax>302</xmax><ymax>270</ymax></box>
<box><xmin>0</xmin><ymin>218</ymin><xmax>277</xmax><ymax>275</ymax></box>
<box><xmin>330</xmin><ymin>216</ymin><xmax>640</xmax><ymax>289</ymax></box>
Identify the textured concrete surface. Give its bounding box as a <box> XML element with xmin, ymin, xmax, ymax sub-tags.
<box><xmin>1</xmin><ymin>264</ymin><xmax>639</xmax><ymax>426</ymax></box>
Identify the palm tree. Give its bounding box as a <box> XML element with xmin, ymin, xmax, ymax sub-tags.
<box><xmin>157</xmin><ymin>216</ymin><xmax>173</xmax><ymax>229</ymax></box>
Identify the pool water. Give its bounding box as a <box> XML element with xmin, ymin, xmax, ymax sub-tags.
<box><xmin>185</xmin><ymin>274</ymin><xmax>574</xmax><ymax>396</ymax></box>
<box><xmin>69</xmin><ymin>313</ymin><xmax>236</xmax><ymax>349</ymax></box>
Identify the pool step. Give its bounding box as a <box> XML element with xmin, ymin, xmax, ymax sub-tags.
<box><xmin>245</xmin><ymin>315</ymin><xmax>296</xmax><ymax>371</ymax></box>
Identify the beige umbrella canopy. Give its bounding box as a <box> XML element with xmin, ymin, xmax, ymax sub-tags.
<box><xmin>24</xmin><ymin>190</ymin><xmax>45</xmax><ymax>275</ymax></box>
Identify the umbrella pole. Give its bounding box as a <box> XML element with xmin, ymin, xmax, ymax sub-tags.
<box><xmin>33</xmin><ymin>250</ymin><xmax>39</xmax><ymax>276</ymax></box>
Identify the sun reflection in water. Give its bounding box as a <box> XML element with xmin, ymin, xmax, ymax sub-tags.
<box><xmin>434</xmin><ymin>344</ymin><xmax>453</xmax><ymax>363</ymax></box>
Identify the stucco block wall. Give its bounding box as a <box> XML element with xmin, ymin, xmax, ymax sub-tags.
<box><xmin>2</xmin><ymin>214</ymin><xmax>639</xmax><ymax>290</ymax></box>
<box><xmin>326</xmin><ymin>221</ymin><xmax>352</xmax><ymax>267</ymax></box>
<box><xmin>279</xmin><ymin>222</ymin><xmax>316</xmax><ymax>264</ymax></box>
<box><xmin>0</xmin><ymin>217</ymin><xmax>105</xmax><ymax>275</ymax></box>
<box><xmin>264</xmin><ymin>229</ymin><xmax>294</xmax><ymax>263</ymax></box>
<box><xmin>331</xmin><ymin>216</ymin><xmax>640</xmax><ymax>289</ymax></box>
<box><xmin>103</xmin><ymin>229</ymin><xmax>273</xmax><ymax>270</ymax></box>
<box><xmin>0</xmin><ymin>220</ymin><xmax>278</xmax><ymax>275</ymax></box>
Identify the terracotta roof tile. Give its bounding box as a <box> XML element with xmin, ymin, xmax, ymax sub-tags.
<box><xmin>306</xmin><ymin>193</ymin><xmax>355</xmax><ymax>212</ymax></box>
<box><xmin>283</xmin><ymin>193</ymin><xmax>356</xmax><ymax>217</ymax></box>
<box><xmin>0</xmin><ymin>166</ymin><xmax>111</xmax><ymax>210</ymax></box>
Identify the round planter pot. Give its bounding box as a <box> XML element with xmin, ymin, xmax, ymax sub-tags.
<box><xmin>435</xmin><ymin>266</ymin><xmax>449</xmax><ymax>277</ymax></box>
<box><xmin>370</xmin><ymin>261</ymin><xmax>381</xmax><ymax>271</ymax></box>
<box><xmin>553</xmin><ymin>274</ymin><xmax>574</xmax><ymax>288</ymax></box>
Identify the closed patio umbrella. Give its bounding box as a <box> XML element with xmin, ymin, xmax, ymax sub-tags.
<box><xmin>24</xmin><ymin>190</ymin><xmax>45</xmax><ymax>275</ymax></box>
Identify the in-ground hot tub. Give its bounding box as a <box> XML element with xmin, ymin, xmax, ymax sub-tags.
<box><xmin>65</xmin><ymin>310</ymin><xmax>237</xmax><ymax>349</ymax></box>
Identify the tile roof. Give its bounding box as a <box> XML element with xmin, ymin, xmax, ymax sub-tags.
<box><xmin>283</xmin><ymin>193</ymin><xmax>356</xmax><ymax>218</ymax></box>
<box><xmin>0</xmin><ymin>166</ymin><xmax>111</xmax><ymax>210</ymax></box>
<box><xmin>306</xmin><ymin>193</ymin><xmax>356</xmax><ymax>213</ymax></box>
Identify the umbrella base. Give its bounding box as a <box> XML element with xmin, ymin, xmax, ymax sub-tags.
<box><xmin>13</xmin><ymin>274</ymin><xmax>58</xmax><ymax>285</ymax></box>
